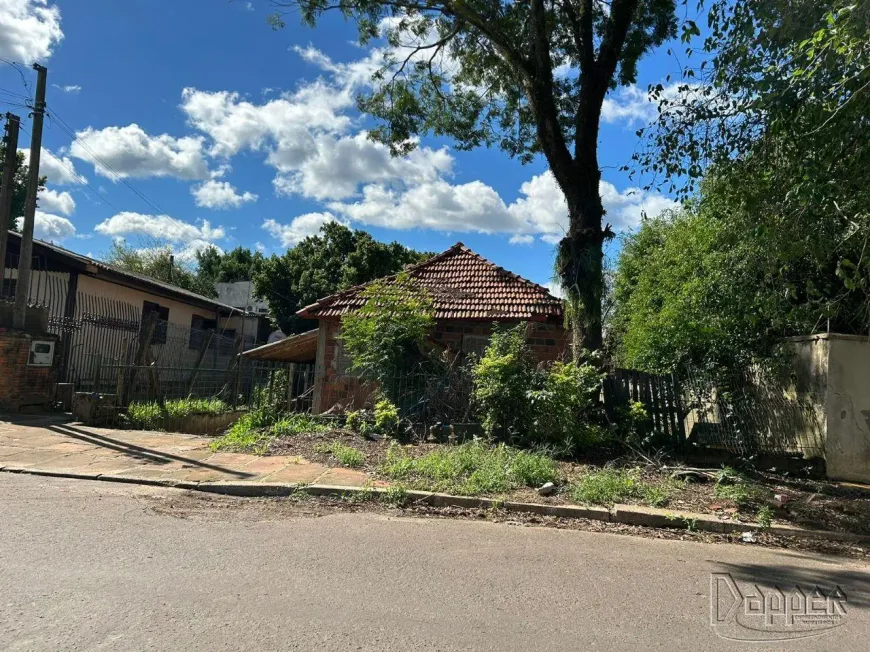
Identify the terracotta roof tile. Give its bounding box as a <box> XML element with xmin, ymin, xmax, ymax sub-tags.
<box><xmin>298</xmin><ymin>243</ymin><xmax>563</xmax><ymax>322</ymax></box>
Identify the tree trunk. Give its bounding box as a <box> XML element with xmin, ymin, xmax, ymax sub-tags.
<box><xmin>556</xmin><ymin>188</ymin><xmax>606</xmax><ymax>360</ymax></box>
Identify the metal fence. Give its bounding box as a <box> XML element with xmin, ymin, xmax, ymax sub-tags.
<box><xmin>678</xmin><ymin>365</ymin><xmax>825</xmax><ymax>459</ymax></box>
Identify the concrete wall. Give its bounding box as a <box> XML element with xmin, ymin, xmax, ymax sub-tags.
<box><xmin>787</xmin><ymin>334</ymin><xmax>870</xmax><ymax>482</ymax></box>
<box><xmin>216</xmin><ymin>281</ymin><xmax>269</xmax><ymax>313</ymax></box>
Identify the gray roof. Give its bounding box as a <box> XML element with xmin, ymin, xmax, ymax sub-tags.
<box><xmin>6</xmin><ymin>230</ymin><xmax>238</xmax><ymax>314</ymax></box>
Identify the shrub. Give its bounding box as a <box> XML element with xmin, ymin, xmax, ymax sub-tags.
<box><xmin>756</xmin><ymin>505</ymin><xmax>773</xmax><ymax>529</ymax></box>
<box><xmin>380</xmin><ymin>440</ymin><xmax>558</xmax><ymax>495</ymax></box>
<box><xmin>374</xmin><ymin>398</ymin><xmax>400</xmax><ymax>436</ymax></box>
<box><xmin>472</xmin><ymin>324</ymin><xmax>535</xmax><ymax>440</ymax></box>
<box><xmin>345</xmin><ymin>410</ymin><xmax>372</xmax><ymax>435</ymax></box>
<box><xmin>527</xmin><ymin>358</ymin><xmax>607</xmax><ymax>452</ymax></box>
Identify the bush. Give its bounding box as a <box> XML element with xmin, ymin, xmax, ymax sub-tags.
<box><xmin>472</xmin><ymin>323</ymin><xmax>606</xmax><ymax>454</ymax></box>
<box><xmin>379</xmin><ymin>440</ymin><xmax>558</xmax><ymax>495</ymax></box>
<box><xmin>527</xmin><ymin>358</ymin><xmax>607</xmax><ymax>452</ymax></box>
<box><xmin>472</xmin><ymin>324</ymin><xmax>535</xmax><ymax>440</ymax></box>
<box><xmin>374</xmin><ymin>398</ymin><xmax>400</xmax><ymax>436</ymax></box>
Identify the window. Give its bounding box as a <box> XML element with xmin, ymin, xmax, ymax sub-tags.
<box><xmin>189</xmin><ymin>314</ymin><xmax>218</xmax><ymax>349</ymax></box>
<box><xmin>141</xmin><ymin>301</ymin><xmax>169</xmax><ymax>344</ymax></box>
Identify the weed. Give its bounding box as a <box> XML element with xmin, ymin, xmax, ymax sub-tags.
<box><xmin>314</xmin><ymin>442</ymin><xmax>366</xmax><ymax>468</ymax></box>
<box><xmin>382</xmin><ymin>483</ymin><xmax>409</xmax><ymax>507</ymax></box>
<box><xmin>643</xmin><ymin>485</ymin><xmax>670</xmax><ymax>508</ymax></box>
<box><xmin>379</xmin><ymin>441</ymin><xmax>558</xmax><ymax>495</ymax></box>
<box><xmin>713</xmin><ymin>482</ymin><xmax>752</xmax><ymax>506</ymax></box>
<box><xmin>756</xmin><ymin>505</ymin><xmax>774</xmax><ymax>529</ymax></box>
<box><xmin>211</xmin><ymin>410</ymin><xmax>329</xmax><ymax>454</ymax></box>
<box><xmin>570</xmin><ymin>468</ymin><xmax>642</xmax><ymax>505</ymax></box>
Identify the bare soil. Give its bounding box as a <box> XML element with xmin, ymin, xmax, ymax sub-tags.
<box><xmin>259</xmin><ymin>428</ymin><xmax>870</xmax><ymax>537</ymax></box>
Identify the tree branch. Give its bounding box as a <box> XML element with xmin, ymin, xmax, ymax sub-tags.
<box><xmin>560</xmin><ymin>0</ymin><xmax>594</xmax><ymax>73</ymax></box>
<box><xmin>596</xmin><ymin>0</ymin><xmax>639</xmax><ymax>83</ymax></box>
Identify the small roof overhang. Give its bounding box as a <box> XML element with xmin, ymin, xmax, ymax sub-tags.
<box><xmin>241</xmin><ymin>329</ymin><xmax>318</xmax><ymax>362</ymax></box>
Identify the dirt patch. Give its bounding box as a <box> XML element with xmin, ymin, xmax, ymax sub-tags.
<box><xmin>141</xmin><ymin>487</ymin><xmax>870</xmax><ymax>560</ymax></box>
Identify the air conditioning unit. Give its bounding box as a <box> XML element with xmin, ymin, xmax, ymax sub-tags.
<box><xmin>28</xmin><ymin>340</ymin><xmax>55</xmax><ymax>367</ymax></box>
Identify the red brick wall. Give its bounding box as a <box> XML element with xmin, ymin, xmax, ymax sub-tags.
<box><xmin>0</xmin><ymin>328</ymin><xmax>59</xmax><ymax>412</ymax></box>
<box><xmin>314</xmin><ymin>319</ymin><xmax>569</xmax><ymax>413</ymax></box>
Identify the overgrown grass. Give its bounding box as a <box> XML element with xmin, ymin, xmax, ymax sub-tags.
<box><xmin>569</xmin><ymin>468</ymin><xmax>685</xmax><ymax>507</ymax></box>
<box><xmin>379</xmin><ymin>441</ymin><xmax>558</xmax><ymax>495</ymax></box>
<box><xmin>127</xmin><ymin>397</ymin><xmax>230</xmax><ymax>430</ymax></box>
<box><xmin>314</xmin><ymin>442</ymin><xmax>366</xmax><ymax>467</ymax></box>
<box><xmin>210</xmin><ymin>410</ymin><xmax>330</xmax><ymax>454</ymax></box>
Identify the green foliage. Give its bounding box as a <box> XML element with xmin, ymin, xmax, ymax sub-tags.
<box><xmin>345</xmin><ymin>410</ymin><xmax>371</xmax><ymax>435</ymax></box>
<box><xmin>528</xmin><ymin>358</ymin><xmax>607</xmax><ymax>451</ymax></box>
<box><xmin>0</xmin><ymin>145</ymin><xmax>45</xmax><ymax>231</ymax></box>
<box><xmin>472</xmin><ymin>324</ymin><xmax>535</xmax><ymax>440</ymax></box>
<box><xmin>104</xmin><ymin>241</ymin><xmax>218</xmax><ymax>298</ymax></box>
<box><xmin>314</xmin><ymin>441</ymin><xmax>366</xmax><ymax>467</ymax></box>
<box><xmin>340</xmin><ymin>272</ymin><xmax>434</xmax><ymax>397</ymax></box>
<box><xmin>373</xmin><ymin>398</ymin><xmax>400</xmax><ymax>436</ymax></box>
<box><xmin>382</xmin><ymin>483</ymin><xmax>409</xmax><ymax>507</ymax></box>
<box><xmin>127</xmin><ymin>397</ymin><xmax>230</xmax><ymax>430</ymax></box>
<box><xmin>570</xmin><ymin>467</ymin><xmax>684</xmax><ymax>506</ymax></box>
<box><xmin>756</xmin><ymin>505</ymin><xmax>774</xmax><ymax>530</ymax></box>
<box><xmin>472</xmin><ymin>324</ymin><xmax>605</xmax><ymax>452</ymax></box>
<box><xmin>196</xmin><ymin>246</ymin><xmax>264</xmax><ymax>284</ymax></box>
<box><xmin>210</xmin><ymin>409</ymin><xmax>328</xmax><ymax>453</ymax></box>
<box><xmin>380</xmin><ymin>441</ymin><xmax>557</xmax><ymax>496</ymax></box>
<box><xmin>254</xmin><ymin>222</ymin><xmax>430</xmax><ymax>334</ymax></box>
<box><xmin>635</xmin><ymin>1</ymin><xmax>870</xmax><ymax>345</ymax></box>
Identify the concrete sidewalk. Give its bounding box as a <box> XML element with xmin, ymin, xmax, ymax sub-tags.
<box><xmin>0</xmin><ymin>414</ymin><xmax>372</xmax><ymax>488</ymax></box>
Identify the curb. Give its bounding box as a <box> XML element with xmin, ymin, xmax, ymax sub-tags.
<box><xmin>3</xmin><ymin>465</ymin><xmax>869</xmax><ymax>545</ymax></box>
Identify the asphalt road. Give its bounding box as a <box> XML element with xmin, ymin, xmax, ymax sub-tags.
<box><xmin>1</xmin><ymin>473</ymin><xmax>869</xmax><ymax>651</ymax></box>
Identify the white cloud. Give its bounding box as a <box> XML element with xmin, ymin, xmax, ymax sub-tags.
<box><xmin>70</xmin><ymin>124</ymin><xmax>210</xmax><ymax>180</ymax></box>
<box><xmin>509</xmin><ymin>234</ymin><xmax>535</xmax><ymax>245</ymax></box>
<box><xmin>262</xmin><ymin>213</ymin><xmax>337</xmax><ymax>247</ymax></box>
<box><xmin>95</xmin><ymin>212</ymin><xmax>226</xmax><ymax>244</ymax></box>
<box><xmin>181</xmin><ymin>85</ymin><xmax>352</xmax><ymax>158</ymax></box>
<box><xmin>16</xmin><ymin>210</ymin><xmax>75</xmax><ymax>241</ymax></box>
<box><xmin>38</xmin><ymin>187</ymin><xmax>74</xmax><ymax>215</ymax></box>
<box><xmin>21</xmin><ymin>147</ymin><xmax>87</xmax><ymax>185</ymax></box>
<box><xmin>191</xmin><ymin>180</ymin><xmax>257</xmax><ymax>209</ymax></box>
<box><xmin>0</xmin><ymin>0</ymin><xmax>63</xmax><ymax>62</ymax></box>
<box><xmin>271</xmin><ymin>132</ymin><xmax>452</xmax><ymax>201</ymax></box>
<box><xmin>53</xmin><ymin>83</ymin><xmax>80</xmax><ymax>93</ymax></box>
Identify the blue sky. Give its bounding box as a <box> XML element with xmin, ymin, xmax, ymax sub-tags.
<box><xmin>0</xmin><ymin>0</ymin><xmax>688</xmax><ymax>291</ymax></box>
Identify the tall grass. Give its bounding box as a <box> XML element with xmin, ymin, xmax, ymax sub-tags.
<box><xmin>380</xmin><ymin>440</ymin><xmax>558</xmax><ymax>495</ymax></box>
<box><xmin>127</xmin><ymin>397</ymin><xmax>230</xmax><ymax>430</ymax></box>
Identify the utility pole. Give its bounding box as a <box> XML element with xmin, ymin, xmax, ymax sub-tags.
<box><xmin>0</xmin><ymin>113</ymin><xmax>21</xmax><ymax>296</ymax></box>
<box><xmin>13</xmin><ymin>63</ymin><xmax>47</xmax><ymax>330</ymax></box>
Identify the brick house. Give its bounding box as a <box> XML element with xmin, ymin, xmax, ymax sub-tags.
<box><xmin>296</xmin><ymin>242</ymin><xmax>568</xmax><ymax>413</ymax></box>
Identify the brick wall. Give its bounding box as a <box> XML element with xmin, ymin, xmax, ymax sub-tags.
<box><xmin>314</xmin><ymin>319</ymin><xmax>569</xmax><ymax>413</ymax></box>
<box><xmin>0</xmin><ymin>328</ymin><xmax>59</xmax><ymax>412</ymax></box>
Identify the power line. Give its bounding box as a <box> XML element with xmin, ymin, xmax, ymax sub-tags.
<box><xmin>45</xmin><ymin>104</ymin><xmax>169</xmax><ymax>215</ymax></box>
<box><xmin>0</xmin><ymin>58</ymin><xmax>33</xmax><ymax>101</ymax></box>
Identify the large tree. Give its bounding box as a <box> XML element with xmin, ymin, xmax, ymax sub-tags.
<box><xmin>268</xmin><ymin>0</ymin><xmax>678</xmax><ymax>354</ymax></box>
<box><xmin>196</xmin><ymin>245</ymin><xmax>265</xmax><ymax>284</ymax></box>
<box><xmin>104</xmin><ymin>241</ymin><xmax>219</xmax><ymax>299</ymax></box>
<box><xmin>253</xmin><ymin>221</ymin><xmax>430</xmax><ymax>333</ymax></box>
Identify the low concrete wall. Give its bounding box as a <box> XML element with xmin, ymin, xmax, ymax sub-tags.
<box><xmin>787</xmin><ymin>334</ymin><xmax>870</xmax><ymax>482</ymax></box>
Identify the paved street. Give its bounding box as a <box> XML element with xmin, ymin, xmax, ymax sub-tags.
<box><xmin>1</xmin><ymin>473</ymin><xmax>868</xmax><ymax>651</ymax></box>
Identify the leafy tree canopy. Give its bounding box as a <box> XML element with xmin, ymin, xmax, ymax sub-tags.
<box><xmin>253</xmin><ymin>221</ymin><xmax>431</xmax><ymax>334</ymax></box>
<box><xmin>268</xmin><ymin>0</ymin><xmax>681</xmax><ymax>353</ymax></box>
<box><xmin>635</xmin><ymin>1</ymin><xmax>870</xmax><ymax>337</ymax></box>
<box><xmin>196</xmin><ymin>245</ymin><xmax>265</xmax><ymax>284</ymax></box>
<box><xmin>103</xmin><ymin>241</ymin><xmax>219</xmax><ymax>299</ymax></box>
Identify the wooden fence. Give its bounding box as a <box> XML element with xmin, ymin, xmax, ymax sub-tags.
<box><xmin>603</xmin><ymin>368</ymin><xmax>686</xmax><ymax>448</ymax></box>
